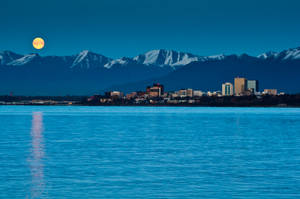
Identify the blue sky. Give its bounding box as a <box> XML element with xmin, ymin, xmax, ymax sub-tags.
<box><xmin>1</xmin><ymin>0</ymin><xmax>300</xmax><ymax>58</ymax></box>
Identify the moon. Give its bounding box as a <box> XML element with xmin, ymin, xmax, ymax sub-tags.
<box><xmin>32</xmin><ymin>37</ymin><xmax>45</xmax><ymax>50</ymax></box>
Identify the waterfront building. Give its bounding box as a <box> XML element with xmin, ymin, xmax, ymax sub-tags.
<box><xmin>193</xmin><ymin>90</ymin><xmax>203</xmax><ymax>97</ymax></box>
<box><xmin>147</xmin><ymin>83</ymin><xmax>164</xmax><ymax>97</ymax></box>
<box><xmin>187</xmin><ymin>89</ymin><xmax>193</xmax><ymax>97</ymax></box>
<box><xmin>214</xmin><ymin>91</ymin><xmax>222</xmax><ymax>97</ymax></box>
<box><xmin>234</xmin><ymin>77</ymin><xmax>247</xmax><ymax>96</ymax></box>
<box><xmin>126</xmin><ymin>92</ymin><xmax>137</xmax><ymax>99</ymax></box>
<box><xmin>247</xmin><ymin>80</ymin><xmax>259</xmax><ymax>93</ymax></box>
<box><xmin>178</xmin><ymin>89</ymin><xmax>187</xmax><ymax>97</ymax></box>
<box><xmin>105</xmin><ymin>91</ymin><xmax>123</xmax><ymax>98</ymax></box>
<box><xmin>173</xmin><ymin>93</ymin><xmax>180</xmax><ymax>98</ymax></box>
<box><xmin>207</xmin><ymin>91</ymin><xmax>213</xmax><ymax>96</ymax></box>
<box><xmin>222</xmin><ymin>82</ymin><xmax>234</xmax><ymax>96</ymax></box>
<box><xmin>207</xmin><ymin>91</ymin><xmax>221</xmax><ymax>97</ymax></box>
<box><xmin>263</xmin><ymin>89</ymin><xmax>278</xmax><ymax>95</ymax></box>
<box><xmin>110</xmin><ymin>91</ymin><xmax>124</xmax><ymax>98</ymax></box>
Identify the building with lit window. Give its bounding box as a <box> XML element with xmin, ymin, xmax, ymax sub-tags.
<box><xmin>234</xmin><ymin>77</ymin><xmax>247</xmax><ymax>96</ymax></box>
<box><xmin>263</xmin><ymin>89</ymin><xmax>277</xmax><ymax>95</ymax></box>
<box><xmin>247</xmin><ymin>80</ymin><xmax>259</xmax><ymax>93</ymax></box>
<box><xmin>222</xmin><ymin>82</ymin><xmax>234</xmax><ymax>96</ymax></box>
<box><xmin>187</xmin><ymin>89</ymin><xmax>193</xmax><ymax>97</ymax></box>
<box><xmin>146</xmin><ymin>83</ymin><xmax>164</xmax><ymax>97</ymax></box>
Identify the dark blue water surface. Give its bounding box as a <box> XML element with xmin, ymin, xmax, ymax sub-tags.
<box><xmin>0</xmin><ymin>106</ymin><xmax>299</xmax><ymax>198</ymax></box>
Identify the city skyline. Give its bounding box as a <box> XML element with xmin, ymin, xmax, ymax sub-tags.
<box><xmin>99</xmin><ymin>76</ymin><xmax>280</xmax><ymax>98</ymax></box>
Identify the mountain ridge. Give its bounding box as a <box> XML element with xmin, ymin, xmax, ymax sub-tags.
<box><xmin>0</xmin><ymin>46</ymin><xmax>299</xmax><ymax>95</ymax></box>
<box><xmin>2</xmin><ymin>46</ymin><xmax>300</xmax><ymax>68</ymax></box>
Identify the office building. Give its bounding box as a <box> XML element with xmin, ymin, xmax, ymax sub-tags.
<box><xmin>110</xmin><ymin>91</ymin><xmax>124</xmax><ymax>98</ymax></box>
<box><xmin>187</xmin><ymin>89</ymin><xmax>193</xmax><ymax>97</ymax></box>
<box><xmin>234</xmin><ymin>77</ymin><xmax>247</xmax><ymax>96</ymax></box>
<box><xmin>193</xmin><ymin>90</ymin><xmax>203</xmax><ymax>97</ymax></box>
<box><xmin>178</xmin><ymin>89</ymin><xmax>187</xmax><ymax>97</ymax></box>
<box><xmin>147</xmin><ymin>83</ymin><xmax>164</xmax><ymax>97</ymax></box>
<box><xmin>263</xmin><ymin>89</ymin><xmax>278</xmax><ymax>95</ymax></box>
<box><xmin>222</xmin><ymin>82</ymin><xmax>234</xmax><ymax>96</ymax></box>
<box><xmin>247</xmin><ymin>80</ymin><xmax>259</xmax><ymax>93</ymax></box>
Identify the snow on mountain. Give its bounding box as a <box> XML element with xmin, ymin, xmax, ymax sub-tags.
<box><xmin>133</xmin><ymin>49</ymin><xmax>201</xmax><ymax>67</ymax></box>
<box><xmin>257</xmin><ymin>47</ymin><xmax>300</xmax><ymax>60</ymax></box>
<box><xmin>72</xmin><ymin>50</ymin><xmax>89</xmax><ymax>66</ymax></box>
<box><xmin>0</xmin><ymin>51</ymin><xmax>23</xmax><ymax>65</ymax></box>
<box><xmin>257</xmin><ymin>51</ymin><xmax>279</xmax><ymax>59</ymax></box>
<box><xmin>7</xmin><ymin>54</ymin><xmax>39</xmax><ymax>66</ymax></box>
<box><xmin>104</xmin><ymin>57</ymin><xmax>132</xmax><ymax>68</ymax></box>
<box><xmin>71</xmin><ymin>50</ymin><xmax>112</xmax><ymax>68</ymax></box>
<box><xmin>281</xmin><ymin>47</ymin><xmax>300</xmax><ymax>60</ymax></box>
<box><xmin>1</xmin><ymin>46</ymin><xmax>300</xmax><ymax>70</ymax></box>
<box><xmin>205</xmin><ymin>54</ymin><xmax>226</xmax><ymax>61</ymax></box>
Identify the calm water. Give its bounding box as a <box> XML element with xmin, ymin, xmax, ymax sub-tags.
<box><xmin>0</xmin><ymin>106</ymin><xmax>299</xmax><ymax>198</ymax></box>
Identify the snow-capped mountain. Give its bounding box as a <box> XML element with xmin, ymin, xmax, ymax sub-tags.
<box><xmin>205</xmin><ymin>54</ymin><xmax>226</xmax><ymax>61</ymax></box>
<box><xmin>71</xmin><ymin>50</ymin><xmax>112</xmax><ymax>69</ymax></box>
<box><xmin>258</xmin><ymin>47</ymin><xmax>300</xmax><ymax>60</ymax></box>
<box><xmin>104</xmin><ymin>57</ymin><xmax>133</xmax><ymax>68</ymax></box>
<box><xmin>7</xmin><ymin>54</ymin><xmax>39</xmax><ymax>66</ymax></box>
<box><xmin>2</xmin><ymin>46</ymin><xmax>300</xmax><ymax>69</ymax></box>
<box><xmin>0</xmin><ymin>46</ymin><xmax>299</xmax><ymax>95</ymax></box>
<box><xmin>278</xmin><ymin>47</ymin><xmax>300</xmax><ymax>60</ymax></box>
<box><xmin>0</xmin><ymin>51</ymin><xmax>23</xmax><ymax>65</ymax></box>
<box><xmin>133</xmin><ymin>49</ymin><xmax>201</xmax><ymax>67</ymax></box>
<box><xmin>257</xmin><ymin>51</ymin><xmax>278</xmax><ymax>59</ymax></box>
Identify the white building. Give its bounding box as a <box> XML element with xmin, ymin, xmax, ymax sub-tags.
<box><xmin>222</xmin><ymin>82</ymin><xmax>234</xmax><ymax>96</ymax></box>
<box><xmin>193</xmin><ymin>90</ymin><xmax>203</xmax><ymax>97</ymax></box>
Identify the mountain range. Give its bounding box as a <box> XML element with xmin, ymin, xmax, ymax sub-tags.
<box><xmin>0</xmin><ymin>47</ymin><xmax>300</xmax><ymax>95</ymax></box>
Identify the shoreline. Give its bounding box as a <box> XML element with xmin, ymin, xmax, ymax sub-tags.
<box><xmin>1</xmin><ymin>94</ymin><xmax>300</xmax><ymax>108</ymax></box>
<box><xmin>1</xmin><ymin>104</ymin><xmax>300</xmax><ymax>108</ymax></box>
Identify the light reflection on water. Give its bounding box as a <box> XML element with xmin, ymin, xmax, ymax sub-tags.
<box><xmin>0</xmin><ymin>106</ymin><xmax>299</xmax><ymax>198</ymax></box>
<box><xmin>28</xmin><ymin>112</ymin><xmax>45</xmax><ymax>198</ymax></box>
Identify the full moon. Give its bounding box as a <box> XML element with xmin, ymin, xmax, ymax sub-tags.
<box><xmin>32</xmin><ymin>37</ymin><xmax>45</xmax><ymax>50</ymax></box>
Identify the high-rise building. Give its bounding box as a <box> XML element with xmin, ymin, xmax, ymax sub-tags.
<box><xmin>247</xmin><ymin>80</ymin><xmax>259</xmax><ymax>93</ymax></box>
<box><xmin>147</xmin><ymin>83</ymin><xmax>164</xmax><ymax>97</ymax></box>
<box><xmin>222</xmin><ymin>82</ymin><xmax>233</xmax><ymax>96</ymax></box>
<box><xmin>234</xmin><ymin>77</ymin><xmax>247</xmax><ymax>96</ymax></box>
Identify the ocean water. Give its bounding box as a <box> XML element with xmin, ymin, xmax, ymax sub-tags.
<box><xmin>0</xmin><ymin>106</ymin><xmax>299</xmax><ymax>199</ymax></box>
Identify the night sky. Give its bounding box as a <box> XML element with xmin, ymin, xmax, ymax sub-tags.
<box><xmin>1</xmin><ymin>0</ymin><xmax>300</xmax><ymax>58</ymax></box>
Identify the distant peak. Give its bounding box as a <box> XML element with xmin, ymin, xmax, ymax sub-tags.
<box><xmin>134</xmin><ymin>49</ymin><xmax>200</xmax><ymax>67</ymax></box>
<box><xmin>104</xmin><ymin>57</ymin><xmax>132</xmax><ymax>68</ymax></box>
<box><xmin>79</xmin><ymin>50</ymin><xmax>93</xmax><ymax>55</ymax></box>
<box><xmin>71</xmin><ymin>50</ymin><xmax>112</xmax><ymax>68</ymax></box>
<box><xmin>257</xmin><ymin>51</ymin><xmax>278</xmax><ymax>59</ymax></box>
<box><xmin>207</xmin><ymin>54</ymin><xmax>226</xmax><ymax>60</ymax></box>
<box><xmin>7</xmin><ymin>53</ymin><xmax>39</xmax><ymax>66</ymax></box>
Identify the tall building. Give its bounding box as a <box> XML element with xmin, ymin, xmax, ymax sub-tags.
<box><xmin>222</xmin><ymin>82</ymin><xmax>233</xmax><ymax>96</ymax></box>
<box><xmin>234</xmin><ymin>77</ymin><xmax>247</xmax><ymax>96</ymax></box>
<box><xmin>147</xmin><ymin>83</ymin><xmax>164</xmax><ymax>97</ymax></box>
<box><xmin>247</xmin><ymin>80</ymin><xmax>259</xmax><ymax>93</ymax></box>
